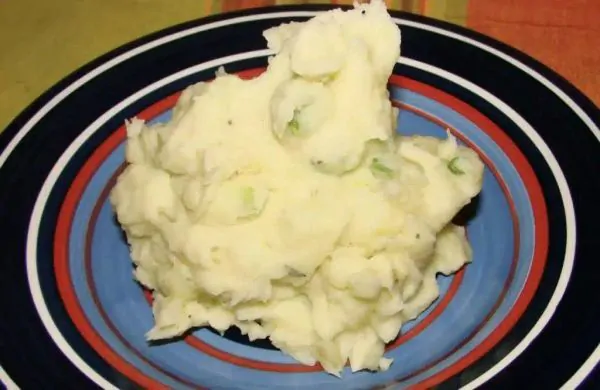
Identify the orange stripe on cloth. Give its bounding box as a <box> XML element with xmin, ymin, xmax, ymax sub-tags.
<box><xmin>397</xmin><ymin>0</ymin><xmax>422</xmax><ymax>13</ymax></box>
<box><xmin>467</xmin><ymin>0</ymin><xmax>600</xmax><ymax>106</ymax></box>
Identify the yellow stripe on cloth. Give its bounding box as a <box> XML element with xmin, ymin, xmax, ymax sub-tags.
<box><xmin>423</xmin><ymin>0</ymin><xmax>469</xmax><ymax>26</ymax></box>
<box><xmin>0</xmin><ymin>0</ymin><xmax>208</xmax><ymax>132</ymax></box>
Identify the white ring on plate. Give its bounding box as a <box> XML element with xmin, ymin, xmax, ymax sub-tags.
<box><xmin>561</xmin><ymin>344</ymin><xmax>600</xmax><ymax>390</ymax></box>
<box><xmin>0</xmin><ymin>366</ymin><xmax>19</xmax><ymax>390</ymax></box>
<box><xmin>0</xmin><ymin>10</ymin><xmax>589</xmax><ymax>389</ymax></box>
<box><xmin>403</xmin><ymin>57</ymin><xmax>575</xmax><ymax>390</ymax></box>
<box><xmin>26</xmin><ymin>50</ymin><xmax>272</xmax><ymax>390</ymax></box>
<box><xmin>25</xmin><ymin>50</ymin><xmax>575</xmax><ymax>389</ymax></box>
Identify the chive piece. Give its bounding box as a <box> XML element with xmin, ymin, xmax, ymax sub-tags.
<box><xmin>287</xmin><ymin>109</ymin><xmax>301</xmax><ymax>136</ymax></box>
<box><xmin>322</xmin><ymin>72</ymin><xmax>337</xmax><ymax>84</ymax></box>
<box><xmin>288</xmin><ymin>118</ymin><xmax>300</xmax><ymax>135</ymax></box>
<box><xmin>447</xmin><ymin>157</ymin><xmax>465</xmax><ymax>175</ymax></box>
<box><xmin>370</xmin><ymin>158</ymin><xmax>394</xmax><ymax>178</ymax></box>
<box><xmin>242</xmin><ymin>186</ymin><xmax>255</xmax><ymax>210</ymax></box>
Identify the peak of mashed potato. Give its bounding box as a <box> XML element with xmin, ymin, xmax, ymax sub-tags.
<box><xmin>110</xmin><ymin>0</ymin><xmax>484</xmax><ymax>376</ymax></box>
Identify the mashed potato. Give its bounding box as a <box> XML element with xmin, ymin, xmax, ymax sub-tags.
<box><xmin>110</xmin><ymin>0</ymin><xmax>484</xmax><ymax>376</ymax></box>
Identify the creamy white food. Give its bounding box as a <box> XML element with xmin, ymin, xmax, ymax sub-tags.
<box><xmin>110</xmin><ymin>0</ymin><xmax>484</xmax><ymax>376</ymax></box>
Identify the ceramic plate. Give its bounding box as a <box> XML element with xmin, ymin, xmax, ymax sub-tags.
<box><xmin>0</xmin><ymin>5</ymin><xmax>598</xmax><ymax>390</ymax></box>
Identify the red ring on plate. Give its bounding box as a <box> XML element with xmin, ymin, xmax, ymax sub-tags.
<box><xmin>140</xmin><ymin>267</ymin><xmax>464</xmax><ymax>372</ymax></box>
<box><xmin>54</xmin><ymin>93</ymin><xmax>187</xmax><ymax>390</ymax></box>
<box><xmin>54</xmin><ymin>68</ymin><xmax>267</xmax><ymax>389</ymax></box>
<box><xmin>77</xmin><ymin>88</ymin><xmax>469</xmax><ymax>376</ymax></box>
<box><xmin>54</xmin><ymin>69</ymin><xmax>547</xmax><ymax>388</ymax></box>
<box><xmin>388</xmin><ymin>76</ymin><xmax>548</xmax><ymax>389</ymax></box>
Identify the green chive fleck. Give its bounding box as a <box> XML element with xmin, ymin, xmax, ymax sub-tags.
<box><xmin>288</xmin><ymin>118</ymin><xmax>300</xmax><ymax>135</ymax></box>
<box><xmin>322</xmin><ymin>72</ymin><xmax>337</xmax><ymax>84</ymax></box>
<box><xmin>370</xmin><ymin>158</ymin><xmax>394</xmax><ymax>178</ymax></box>
<box><xmin>287</xmin><ymin>109</ymin><xmax>301</xmax><ymax>136</ymax></box>
<box><xmin>447</xmin><ymin>157</ymin><xmax>465</xmax><ymax>175</ymax></box>
<box><xmin>242</xmin><ymin>186</ymin><xmax>255</xmax><ymax>209</ymax></box>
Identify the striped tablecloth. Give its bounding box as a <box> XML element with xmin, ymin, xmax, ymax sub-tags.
<box><xmin>1</xmin><ymin>0</ymin><xmax>598</xmax><ymax>133</ymax></box>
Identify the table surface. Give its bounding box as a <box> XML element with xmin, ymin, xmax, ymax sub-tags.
<box><xmin>1</xmin><ymin>0</ymin><xmax>598</xmax><ymax>133</ymax></box>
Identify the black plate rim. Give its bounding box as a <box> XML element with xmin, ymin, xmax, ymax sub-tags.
<box><xmin>1</xmin><ymin>4</ymin><xmax>598</xmax><ymax>390</ymax></box>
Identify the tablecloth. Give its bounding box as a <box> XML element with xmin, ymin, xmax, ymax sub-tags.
<box><xmin>1</xmin><ymin>0</ymin><xmax>598</xmax><ymax>133</ymax></box>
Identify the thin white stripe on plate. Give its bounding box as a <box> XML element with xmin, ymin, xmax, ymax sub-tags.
<box><xmin>0</xmin><ymin>12</ymin><xmax>317</xmax><ymax>171</ymax></box>
<box><xmin>0</xmin><ymin>9</ymin><xmax>590</xmax><ymax>390</ymax></box>
<box><xmin>26</xmin><ymin>50</ymin><xmax>271</xmax><ymax>390</ymax></box>
<box><xmin>561</xmin><ymin>344</ymin><xmax>600</xmax><ymax>389</ymax></box>
<box><xmin>397</xmin><ymin>19</ymin><xmax>600</xmax><ymax>143</ymax></box>
<box><xmin>408</xmin><ymin>56</ymin><xmax>576</xmax><ymax>389</ymax></box>
<box><xmin>26</xmin><ymin>50</ymin><xmax>575</xmax><ymax>389</ymax></box>
<box><xmin>0</xmin><ymin>366</ymin><xmax>19</xmax><ymax>390</ymax></box>
<box><xmin>395</xmin><ymin>19</ymin><xmax>597</xmax><ymax>390</ymax></box>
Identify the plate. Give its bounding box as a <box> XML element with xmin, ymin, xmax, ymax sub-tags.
<box><xmin>0</xmin><ymin>5</ymin><xmax>598</xmax><ymax>389</ymax></box>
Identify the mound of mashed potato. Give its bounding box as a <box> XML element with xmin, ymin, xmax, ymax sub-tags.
<box><xmin>110</xmin><ymin>0</ymin><xmax>484</xmax><ymax>376</ymax></box>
